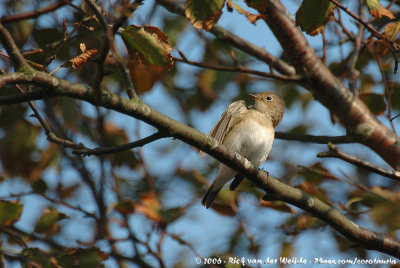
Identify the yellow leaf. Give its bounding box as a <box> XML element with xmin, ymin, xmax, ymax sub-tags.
<box><xmin>366</xmin><ymin>0</ymin><xmax>395</xmax><ymax>19</ymax></box>
<box><xmin>377</xmin><ymin>21</ymin><xmax>400</xmax><ymax>56</ymax></box>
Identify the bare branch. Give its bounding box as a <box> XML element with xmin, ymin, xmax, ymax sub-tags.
<box><xmin>0</xmin><ymin>0</ymin><xmax>68</xmax><ymax>24</ymax></box>
<box><xmin>276</xmin><ymin>132</ymin><xmax>356</xmax><ymax>144</ymax></box>
<box><xmin>0</xmin><ymin>23</ymin><xmax>29</xmax><ymax>69</ymax></box>
<box><xmin>329</xmin><ymin>0</ymin><xmax>399</xmax><ymax>51</ymax></box>
<box><xmin>318</xmin><ymin>143</ymin><xmax>400</xmax><ymax>182</ymax></box>
<box><xmin>173</xmin><ymin>56</ymin><xmax>302</xmax><ymax>83</ymax></box>
<box><xmin>72</xmin><ymin>132</ymin><xmax>168</xmax><ymax>156</ymax></box>
<box><xmin>2</xmin><ymin>70</ymin><xmax>400</xmax><ymax>257</ymax></box>
<box><xmin>84</xmin><ymin>0</ymin><xmax>138</xmax><ymax>99</ymax></box>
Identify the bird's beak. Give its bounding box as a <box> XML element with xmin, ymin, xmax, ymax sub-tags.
<box><xmin>249</xmin><ymin>94</ymin><xmax>259</xmax><ymax>100</ymax></box>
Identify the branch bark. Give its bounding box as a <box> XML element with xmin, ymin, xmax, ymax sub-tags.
<box><xmin>246</xmin><ymin>0</ymin><xmax>400</xmax><ymax>170</ymax></box>
<box><xmin>1</xmin><ymin>2</ymin><xmax>400</xmax><ymax>259</ymax></box>
<box><xmin>1</xmin><ymin>71</ymin><xmax>400</xmax><ymax>257</ymax></box>
<box><xmin>156</xmin><ymin>0</ymin><xmax>296</xmax><ymax>76</ymax></box>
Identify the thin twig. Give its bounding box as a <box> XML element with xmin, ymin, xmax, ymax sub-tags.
<box><xmin>173</xmin><ymin>56</ymin><xmax>302</xmax><ymax>83</ymax></box>
<box><xmin>0</xmin><ymin>0</ymin><xmax>68</xmax><ymax>24</ymax></box>
<box><xmin>0</xmin><ymin>23</ymin><xmax>29</xmax><ymax>69</ymax></box>
<box><xmin>329</xmin><ymin>0</ymin><xmax>399</xmax><ymax>52</ymax></box>
<box><xmin>2</xmin><ymin>69</ymin><xmax>400</xmax><ymax>257</ymax></box>
<box><xmin>275</xmin><ymin>132</ymin><xmax>356</xmax><ymax>144</ymax></box>
<box><xmin>84</xmin><ymin>0</ymin><xmax>138</xmax><ymax>99</ymax></box>
<box><xmin>347</xmin><ymin>23</ymin><xmax>364</xmax><ymax>97</ymax></box>
<box><xmin>321</xmin><ymin>31</ymin><xmax>327</xmax><ymax>64</ymax></box>
<box><xmin>0</xmin><ymin>68</ymin><xmax>84</xmax><ymax>150</ymax></box>
<box><xmin>155</xmin><ymin>0</ymin><xmax>296</xmax><ymax>76</ymax></box>
<box><xmin>317</xmin><ymin>143</ymin><xmax>400</xmax><ymax>181</ymax></box>
<box><xmin>72</xmin><ymin>132</ymin><xmax>168</xmax><ymax>156</ymax></box>
<box><xmin>366</xmin><ymin>43</ymin><xmax>397</xmax><ymax>135</ymax></box>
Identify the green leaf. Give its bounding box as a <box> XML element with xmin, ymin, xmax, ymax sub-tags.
<box><xmin>114</xmin><ymin>199</ymin><xmax>135</xmax><ymax>215</ymax></box>
<box><xmin>185</xmin><ymin>0</ymin><xmax>225</xmax><ymax>31</ymax></box>
<box><xmin>0</xmin><ymin>201</ymin><xmax>23</xmax><ymax>227</ymax></box>
<box><xmin>295</xmin><ymin>0</ymin><xmax>336</xmax><ymax>36</ymax></box>
<box><xmin>121</xmin><ymin>25</ymin><xmax>172</xmax><ymax>67</ymax></box>
<box><xmin>58</xmin><ymin>248</ymin><xmax>108</xmax><ymax>268</ymax></box>
<box><xmin>32</xmin><ymin>178</ymin><xmax>49</xmax><ymax>194</ymax></box>
<box><xmin>365</xmin><ymin>0</ymin><xmax>394</xmax><ymax>19</ymax></box>
<box><xmin>121</xmin><ymin>25</ymin><xmax>173</xmax><ymax>93</ymax></box>
<box><xmin>360</xmin><ymin>93</ymin><xmax>387</xmax><ymax>115</ymax></box>
<box><xmin>21</xmin><ymin>248</ymin><xmax>55</xmax><ymax>268</ymax></box>
<box><xmin>34</xmin><ymin>208</ymin><xmax>68</xmax><ymax>234</ymax></box>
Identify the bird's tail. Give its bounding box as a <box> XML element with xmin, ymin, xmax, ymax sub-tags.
<box><xmin>201</xmin><ymin>182</ymin><xmax>222</xmax><ymax>209</ymax></box>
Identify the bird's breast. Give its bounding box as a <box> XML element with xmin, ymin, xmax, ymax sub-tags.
<box><xmin>224</xmin><ymin>112</ymin><xmax>275</xmax><ymax>166</ymax></box>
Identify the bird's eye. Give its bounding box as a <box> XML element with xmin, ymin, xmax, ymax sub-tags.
<box><xmin>266</xmin><ymin>96</ymin><xmax>273</xmax><ymax>101</ymax></box>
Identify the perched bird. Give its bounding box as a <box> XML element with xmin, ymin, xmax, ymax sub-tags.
<box><xmin>201</xmin><ymin>92</ymin><xmax>285</xmax><ymax>208</ymax></box>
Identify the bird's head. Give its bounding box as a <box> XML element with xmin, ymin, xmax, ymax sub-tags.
<box><xmin>249</xmin><ymin>92</ymin><xmax>285</xmax><ymax>127</ymax></box>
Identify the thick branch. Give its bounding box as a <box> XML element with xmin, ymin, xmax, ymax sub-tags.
<box><xmin>248</xmin><ymin>0</ymin><xmax>400</xmax><ymax>170</ymax></box>
<box><xmin>155</xmin><ymin>0</ymin><xmax>296</xmax><ymax>76</ymax></box>
<box><xmin>2</xmin><ymin>71</ymin><xmax>400</xmax><ymax>257</ymax></box>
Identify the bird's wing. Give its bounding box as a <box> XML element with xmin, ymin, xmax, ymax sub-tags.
<box><xmin>200</xmin><ymin>100</ymin><xmax>247</xmax><ymax>157</ymax></box>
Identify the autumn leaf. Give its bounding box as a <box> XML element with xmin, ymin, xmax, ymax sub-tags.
<box><xmin>134</xmin><ymin>192</ymin><xmax>163</xmax><ymax>222</ymax></box>
<box><xmin>185</xmin><ymin>0</ymin><xmax>225</xmax><ymax>31</ymax></box>
<box><xmin>0</xmin><ymin>201</ymin><xmax>23</xmax><ymax>227</ymax></box>
<box><xmin>244</xmin><ymin>0</ymin><xmax>268</xmax><ymax>11</ymax></box>
<box><xmin>230</xmin><ymin>2</ymin><xmax>265</xmax><ymax>25</ymax></box>
<box><xmin>365</xmin><ymin>0</ymin><xmax>394</xmax><ymax>19</ymax></box>
<box><xmin>121</xmin><ymin>25</ymin><xmax>173</xmax><ymax>93</ymax></box>
<box><xmin>377</xmin><ymin>21</ymin><xmax>400</xmax><ymax>56</ymax></box>
<box><xmin>295</xmin><ymin>0</ymin><xmax>336</xmax><ymax>36</ymax></box>
<box><xmin>69</xmin><ymin>48</ymin><xmax>98</xmax><ymax>69</ymax></box>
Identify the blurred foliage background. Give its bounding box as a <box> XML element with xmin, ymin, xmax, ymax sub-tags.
<box><xmin>0</xmin><ymin>0</ymin><xmax>400</xmax><ymax>267</ymax></box>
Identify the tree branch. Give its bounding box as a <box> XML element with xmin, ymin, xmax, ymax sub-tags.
<box><xmin>155</xmin><ymin>0</ymin><xmax>296</xmax><ymax>76</ymax></box>
<box><xmin>72</xmin><ymin>132</ymin><xmax>168</xmax><ymax>156</ymax></box>
<box><xmin>1</xmin><ymin>70</ymin><xmax>400</xmax><ymax>257</ymax></box>
<box><xmin>0</xmin><ymin>0</ymin><xmax>68</xmax><ymax>24</ymax></box>
<box><xmin>84</xmin><ymin>0</ymin><xmax>138</xmax><ymax>99</ymax></box>
<box><xmin>2</xmin><ymin>8</ymin><xmax>400</xmax><ymax>258</ymax></box>
<box><xmin>318</xmin><ymin>143</ymin><xmax>400</xmax><ymax>181</ymax></box>
<box><xmin>0</xmin><ymin>23</ymin><xmax>29</xmax><ymax>69</ymax></box>
<box><xmin>329</xmin><ymin>0</ymin><xmax>399</xmax><ymax>51</ymax></box>
<box><xmin>246</xmin><ymin>0</ymin><xmax>400</xmax><ymax>170</ymax></box>
<box><xmin>275</xmin><ymin>132</ymin><xmax>356</xmax><ymax>144</ymax></box>
<box><xmin>173</xmin><ymin>56</ymin><xmax>302</xmax><ymax>82</ymax></box>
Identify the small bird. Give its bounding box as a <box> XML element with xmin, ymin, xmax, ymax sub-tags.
<box><xmin>201</xmin><ymin>92</ymin><xmax>285</xmax><ymax>208</ymax></box>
